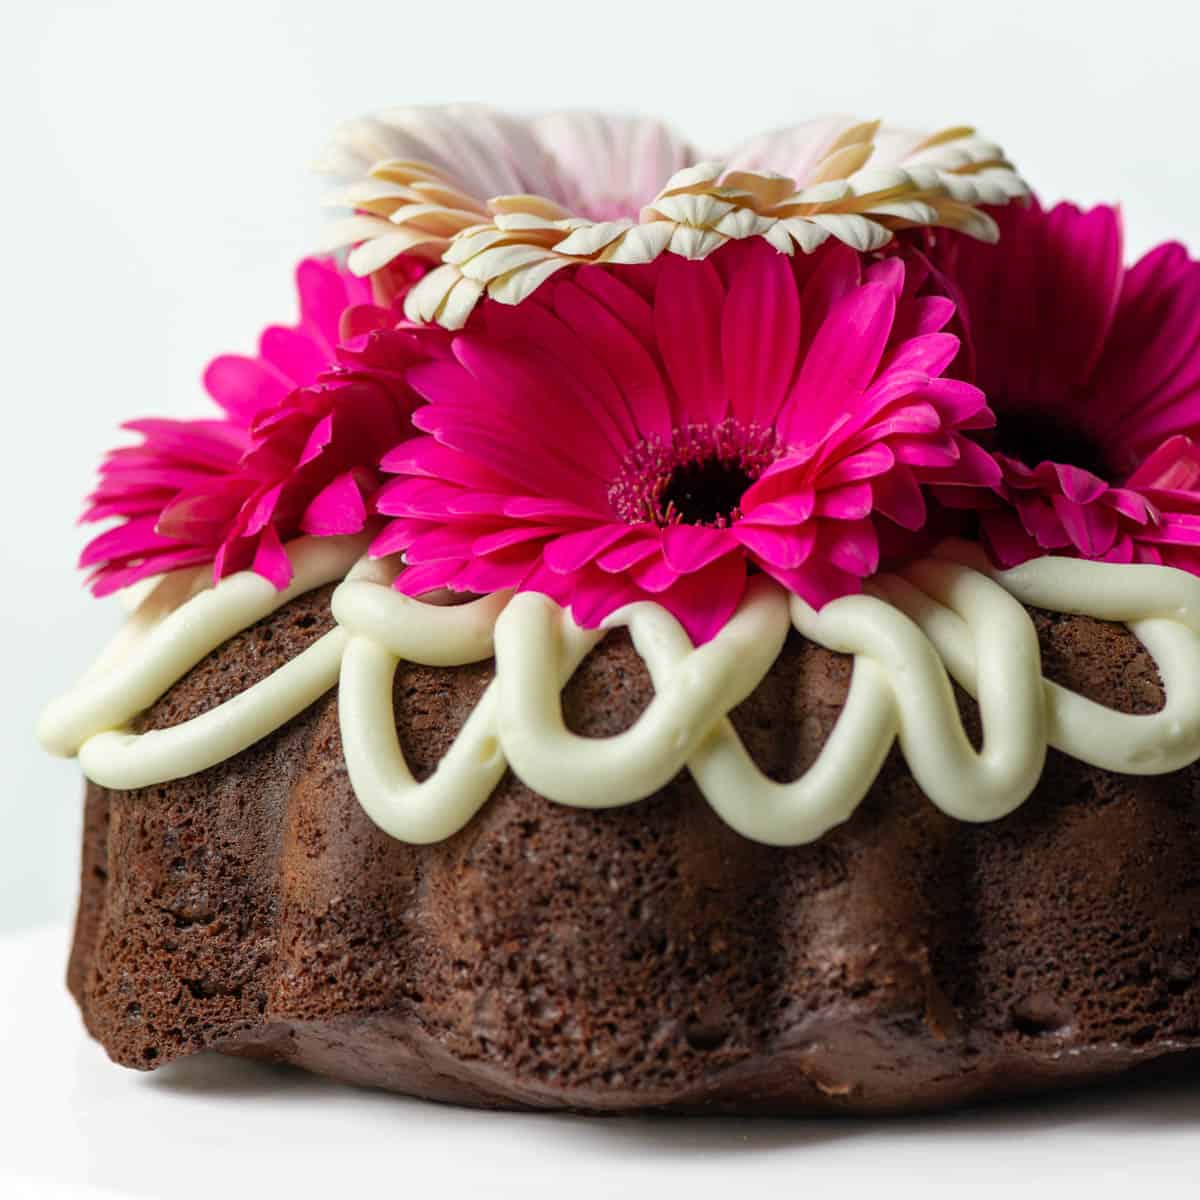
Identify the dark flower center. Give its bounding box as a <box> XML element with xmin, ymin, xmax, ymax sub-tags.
<box><xmin>608</xmin><ymin>420</ymin><xmax>780</xmax><ymax>528</ymax></box>
<box><xmin>659</xmin><ymin>458</ymin><xmax>757</xmax><ymax>526</ymax></box>
<box><xmin>993</xmin><ymin>406</ymin><xmax>1111</xmax><ymax>479</ymax></box>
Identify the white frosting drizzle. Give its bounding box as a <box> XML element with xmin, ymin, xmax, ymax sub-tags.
<box><xmin>36</xmin><ymin>536</ymin><xmax>367</xmax><ymax>762</ymax></box>
<box><xmin>37</xmin><ymin>536</ymin><xmax>1200</xmax><ymax>847</ymax></box>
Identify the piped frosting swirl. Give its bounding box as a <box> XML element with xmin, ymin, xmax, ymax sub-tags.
<box><xmin>38</xmin><ymin>538</ymin><xmax>1200</xmax><ymax>847</ymax></box>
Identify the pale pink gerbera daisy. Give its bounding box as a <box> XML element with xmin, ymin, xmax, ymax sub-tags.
<box><xmin>934</xmin><ymin>199</ymin><xmax>1200</xmax><ymax>570</ymax></box>
<box><xmin>80</xmin><ymin>258</ymin><xmax>416</xmax><ymax>594</ymax></box>
<box><xmin>372</xmin><ymin>241</ymin><xmax>998</xmax><ymax>643</ymax></box>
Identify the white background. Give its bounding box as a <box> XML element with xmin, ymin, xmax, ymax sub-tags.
<box><xmin>6</xmin><ymin>0</ymin><xmax>1200</xmax><ymax>935</ymax></box>
<box><xmin>1</xmin><ymin>1</ymin><xmax>1197</xmax><ymax>1194</ymax></box>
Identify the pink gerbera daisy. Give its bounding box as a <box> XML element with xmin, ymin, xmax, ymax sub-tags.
<box><xmin>933</xmin><ymin>199</ymin><xmax>1200</xmax><ymax>569</ymax></box>
<box><xmin>372</xmin><ymin>241</ymin><xmax>998</xmax><ymax>643</ymax></box>
<box><xmin>80</xmin><ymin>257</ymin><xmax>418</xmax><ymax>594</ymax></box>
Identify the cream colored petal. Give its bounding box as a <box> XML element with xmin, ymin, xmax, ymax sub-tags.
<box><xmin>492</xmin><ymin>211</ymin><xmax>566</xmax><ymax>232</ymax></box>
<box><xmin>806</xmin><ymin>212</ymin><xmax>893</xmax><ymax>252</ymax></box>
<box><xmin>908</xmin><ymin>124</ymin><xmax>975</xmax><ymax>155</ymax></box>
<box><xmin>651</xmin><ymin>191</ymin><xmax>735</xmax><ymax>226</ymax></box>
<box><xmin>487</xmin><ymin>257</ymin><xmax>572</xmax><ymax>306</ymax></box>
<box><xmin>762</xmin><ymin>222</ymin><xmax>797</xmax><ymax>255</ymax></box>
<box><xmin>786</xmin><ymin>179</ymin><xmax>852</xmax><ymax>206</ymax></box>
<box><xmin>347</xmin><ymin>230</ymin><xmax>446</xmax><ymax>275</ymax></box>
<box><xmin>779</xmin><ymin>217</ymin><xmax>833</xmax><ymax>253</ymax></box>
<box><xmin>713</xmin><ymin>207</ymin><xmax>776</xmax><ymax>239</ymax></box>
<box><xmin>460</xmin><ymin>242</ymin><xmax>560</xmax><ymax>283</ymax></box>
<box><xmin>489</xmin><ymin>193</ymin><xmax>573</xmax><ymax>220</ymax></box>
<box><xmin>322</xmin><ymin>179</ymin><xmax>420</xmax><ymax>209</ymax></box>
<box><xmin>720</xmin><ymin>170</ymin><xmax>796</xmax><ymax>208</ymax></box>
<box><xmin>939</xmin><ymin>174</ymin><xmax>979</xmax><ymax>204</ymax></box>
<box><xmin>824</xmin><ymin>118</ymin><xmax>881</xmax><ymax>155</ymax></box>
<box><xmin>444</xmin><ymin>227</ymin><xmax>514</xmax><ymax>265</ymax></box>
<box><xmin>407</xmin><ymin>179</ymin><xmax>491</xmax><ymax>213</ymax></box>
<box><xmin>551</xmin><ymin>220</ymin><xmax>633</xmax><ymax>257</ymax></box>
<box><xmin>599</xmin><ymin>221</ymin><xmax>674</xmax><ymax>264</ymax></box>
<box><xmin>656</xmin><ymin>161</ymin><xmax>725</xmax><ymax>196</ymax></box>
<box><xmin>403</xmin><ymin>264</ymin><xmax>462</xmax><ymax>324</ymax></box>
<box><xmin>810</xmin><ymin>141</ymin><xmax>875</xmax><ymax>184</ymax></box>
<box><xmin>931</xmin><ymin>201</ymin><xmax>1000</xmax><ymax>243</ymax></box>
<box><xmin>925</xmin><ymin>135</ymin><xmax>1006</xmax><ymax>166</ymax></box>
<box><xmin>315</xmin><ymin>118</ymin><xmax>411</xmax><ymax>175</ymax></box>
<box><xmin>369</xmin><ymin>160</ymin><xmax>448</xmax><ymax>186</ymax></box>
<box><xmin>866</xmin><ymin>199</ymin><xmax>941</xmax><ymax>226</ymax></box>
<box><xmin>984</xmin><ymin>167</ymin><xmax>1031</xmax><ymax>199</ymax></box>
<box><xmin>317</xmin><ymin>214</ymin><xmax>397</xmax><ymax>252</ymax></box>
<box><xmin>386</xmin><ymin>203</ymin><xmax>485</xmax><ymax>235</ymax></box>
<box><xmin>900</xmin><ymin>164</ymin><xmax>945</xmax><ymax>193</ymax></box>
<box><xmin>437</xmin><ymin>276</ymin><xmax>488</xmax><ymax>330</ymax></box>
<box><xmin>668</xmin><ymin>224</ymin><xmax>727</xmax><ymax>259</ymax></box>
<box><xmin>845</xmin><ymin>166</ymin><xmax>915</xmax><ymax>198</ymax></box>
<box><xmin>961</xmin><ymin>167</ymin><xmax>1030</xmax><ymax>204</ymax></box>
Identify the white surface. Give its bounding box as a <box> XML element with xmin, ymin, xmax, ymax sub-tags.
<box><xmin>1</xmin><ymin>926</ymin><xmax>1197</xmax><ymax>1199</ymax></box>
<box><xmin>3</xmin><ymin>1</ymin><xmax>1200</xmax><ymax>921</ymax></box>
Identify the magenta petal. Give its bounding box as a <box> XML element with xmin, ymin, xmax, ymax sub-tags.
<box><xmin>553</xmin><ymin>279</ymin><xmax>674</xmax><ymax>444</ymax></box>
<box><xmin>251</xmin><ymin>526</ymin><xmax>293</xmax><ymax>590</ymax></box>
<box><xmin>824</xmin><ymin>521</ymin><xmax>880</xmax><ymax>578</ymax></box>
<box><xmin>203</xmin><ymin>355</ymin><xmax>290</xmax><ymax>425</ymax></box>
<box><xmin>259</xmin><ymin>325</ymin><xmax>332</xmax><ymax>389</ymax></box>
<box><xmin>453</xmin><ymin>551</ymin><xmax>538</xmax><ymax>594</ymax></box>
<box><xmin>817</xmin><ymin>445</ymin><xmax>895</xmax><ymax>488</ymax></box>
<box><xmin>87</xmin><ymin>546</ymin><xmax>217</xmax><ymax>597</ymax></box>
<box><xmin>298</xmin><ymin>412</ymin><xmax>335</xmax><ymax>467</ymax></box>
<box><xmin>596</xmin><ymin>531</ymin><xmax>661</xmax><ymax>573</ymax></box>
<box><xmin>543</xmin><ymin>525</ymin><xmax>631</xmax><ymax>573</ymax></box>
<box><xmin>1051</xmin><ymin>462</ymin><xmax>1108</xmax><ymax>505</ymax></box>
<box><xmin>779</xmin><ymin>281</ymin><xmax>896</xmax><ymax>449</ymax></box>
<box><xmin>78</xmin><ymin>516</ymin><xmax>173</xmax><ymax>567</ymax></box>
<box><xmin>566</xmin><ymin>568</ymin><xmax>644</xmax><ymax>630</ymax></box>
<box><xmin>660</xmin><ymin>523</ymin><xmax>736</xmax><ymax>573</ymax></box>
<box><xmin>980</xmin><ymin>512</ymin><xmax>1041</xmax><ymax>567</ymax></box>
<box><xmin>722</xmin><ymin>240</ymin><xmax>802</xmax><ymax>429</ymax></box>
<box><xmin>628</xmin><ymin>550</ymin><xmax>681</xmax><ymax>594</ymax></box>
<box><xmin>395</xmin><ymin>559</ymin><xmax>464</xmax><ymax>595</ymax></box>
<box><xmin>1050</xmin><ymin>493</ymin><xmax>1118</xmax><ymax>558</ymax></box>
<box><xmin>656</xmin><ymin>255</ymin><xmax>726</xmax><ymax>428</ymax></box>
<box><xmin>739</xmin><ymin>490</ymin><xmax>816</xmax><ymax>526</ymax></box>
<box><xmin>655</xmin><ymin>555</ymin><xmax>748</xmax><ymax>645</ymax></box>
<box><xmin>575</xmin><ymin>267</ymin><xmax>657</xmax><ymax>349</ymax></box>
<box><xmin>760</xmin><ymin>557</ymin><xmax>861</xmax><ymax>610</ymax></box>
<box><xmin>813</xmin><ymin>481</ymin><xmax>874</xmax><ymax>521</ymax></box>
<box><xmin>735</xmin><ymin>522</ymin><xmax>817</xmax><ymax>569</ymax></box>
<box><xmin>240</xmin><ymin>483</ymin><xmax>284</xmax><ymax>537</ymax></box>
<box><xmin>870</xmin><ymin>466</ymin><xmax>926</xmax><ymax>530</ymax></box>
<box><xmin>371</xmin><ymin>520</ymin><xmax>421</xmax><ymax>559</ymax></box>
<box><xmin>1127</xmin><ymin>435</ymin><xmax>1200</xmax><ymax>491</ymax></box>
<box><xmin>473</xmin><ymin>525</ymin><xmax>560</xmax><ymax>556</ymax></box>
<box><xmin>300</xmin><ymin>472</ymin><xmax>368</xmax><ymax>536</ymax></box>
<box><xmin>1015</xmin><ymin>492</ymin><xmax>1069</xmax><ymax>550</ymax></box>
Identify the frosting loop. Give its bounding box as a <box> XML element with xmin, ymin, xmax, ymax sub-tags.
<box><xmin>37</xmin><ymin>538</ymin><xmax>1200</xmax><ymax>847</ymax></box>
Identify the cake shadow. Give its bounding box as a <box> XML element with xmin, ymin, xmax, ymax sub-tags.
<box><xmin>142</xmin><ymin>1049</ymin><xmax>1199</xmax><ymax>1153</ymax></box>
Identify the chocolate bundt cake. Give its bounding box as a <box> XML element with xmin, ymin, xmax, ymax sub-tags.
<box><xmin>41</xmin><ymin>104</ymin><xmax>1200</xmax><ymax>1116</ymax></box>
<box><xmin>64</xmin><ymin>584</ymin><xmax>1200</xmax><ymax>1113</ymax></box>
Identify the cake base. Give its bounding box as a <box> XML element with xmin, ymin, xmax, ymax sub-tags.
<box><xmin>67</xmin><ymin>588</ymin><xmax>1200</xmax><ymax>1113</ymax></box>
